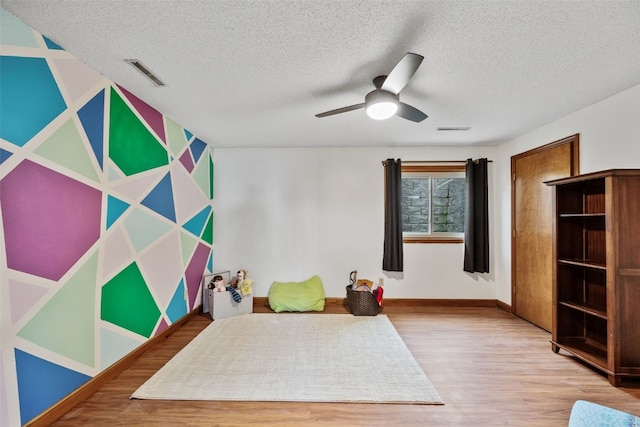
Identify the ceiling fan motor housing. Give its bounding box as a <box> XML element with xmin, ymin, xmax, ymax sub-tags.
<box><xmin>365</xmin><ymin>89</ymin><xmax>399</xmax><ymax>120</ymax></box>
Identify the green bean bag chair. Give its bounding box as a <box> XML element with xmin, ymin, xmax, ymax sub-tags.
<box><xmin>268</xmin><ymin>275</ymin><xmax>325</xmax><ymax>312</ymax></box>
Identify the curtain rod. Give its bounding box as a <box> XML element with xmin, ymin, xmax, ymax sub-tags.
<box><xmin>382</xmin><ymin>159</ymin><xmax>493</xmax><ymax>165</ymax></box>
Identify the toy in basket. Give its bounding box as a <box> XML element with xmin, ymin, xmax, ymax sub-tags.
<box><xmin>346</xmin><ymin>271</ymin><xmax>383</xmax><ymax>316</ymax></box>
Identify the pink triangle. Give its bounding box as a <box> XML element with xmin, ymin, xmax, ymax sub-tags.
<box><xmin>102</xmin><ymin>227</ymin><xmax>133</xmax><ymax>280</ymax></box>
<box><xmin>179</xmin><ymin>149</ymin><xmax>195</xmax><ymax>173</ymax></box>
<box><xmin>116</xmin><ymin>85</ymin><xmax>166</xmax><ymax>143</ymax></box>
<box><xmin>155</xmin><ymin>317</ymin><xmax>170</xmax><ymax>336</ymax></box>
<box><xmin>53</xmin><ymin>58</ymin><xmax>104</xmax><ymax>103</ymax></box>
<box><xmin>9</xmin><ymin>279</ymin><xmax>50</xmax><ymax>324</ymax></box>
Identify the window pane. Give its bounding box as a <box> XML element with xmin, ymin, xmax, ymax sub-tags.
<box><xmin>432</xmin><ymin>177</ymin><xmax>465</xmax><ymax>233</ymax></box>
<box><xmin>401</xmin><ymin>178</ymin><xmax>430</xmax><ymax>233</ymax></box>
<box><xmin>398</xmin><ymin>165</ymin><xmax>465</xmax><ymax>242</ymax></box>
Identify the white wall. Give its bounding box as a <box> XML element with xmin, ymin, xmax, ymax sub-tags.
<box><xmin>214</xmin><ymin>146</ymin><xmax>498</xmax><ymax>299</ymax></box>
<box><xmin>215</xmin><ymin>82</ymin><xmax>640</xmax><ymax>302</ymax></box>
<box><xmin>492</xmin><ymin>83</ymin><xmax>640</xmax><ymax>304</ymax></box>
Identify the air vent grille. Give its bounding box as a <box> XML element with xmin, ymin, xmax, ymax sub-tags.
<box><xmin>437</xmin><ymin>127</ymin><xmax>471</xmax><ymax>131</ymax></box>
<box><xmin>125</xmin><ymin>59</ymin><xmax>165</xmax><ymax>86</ymax></box>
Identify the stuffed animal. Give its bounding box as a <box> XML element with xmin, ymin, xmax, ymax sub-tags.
<box><xmin>230</xmin><ymin>270</ymin><xmax>242</xmax><ymax>288</ymax></box>
<box><xmin>232</xmin><ymin>269</ymin><xmax>253</xmax><ymax>296</ymax></box>
<box><xmin>209</xmin><ymin>275</ymin><xmax>226</xmax><ymax>292</ymax></box>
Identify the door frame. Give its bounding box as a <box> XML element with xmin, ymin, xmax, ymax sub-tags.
<box><xmin>510</xmin><ymin>134</ymin><xmax>580</xmax><ymax>318</ymax></box>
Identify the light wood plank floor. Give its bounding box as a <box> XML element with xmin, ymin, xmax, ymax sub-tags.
<box><xmin>51</xmin><ymin>306</ymin><xmax>640</xmax><ymax>426</ymax></box>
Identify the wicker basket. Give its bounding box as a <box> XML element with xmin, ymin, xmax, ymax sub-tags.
<box><xmin>346</xmin><ymin>285</ymin><xmax>380</xmax><ymax>316</ymax></box>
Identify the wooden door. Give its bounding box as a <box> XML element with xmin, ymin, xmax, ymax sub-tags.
<box><xmin>511</xmin><ymin>135</ymin><xmax>579</xmax><ymax>331</ymax></box>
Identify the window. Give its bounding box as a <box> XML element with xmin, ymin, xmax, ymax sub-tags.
<box><xmin>401</xmin><ymin>164</ymin><xmax>466</xmax><ymax>243</ymax></box>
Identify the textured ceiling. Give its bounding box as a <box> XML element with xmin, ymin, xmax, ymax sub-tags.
<box><xmin>4</xmin><ymin>0</ymin><xmax>640</xmax><ymax>148</ymax></box>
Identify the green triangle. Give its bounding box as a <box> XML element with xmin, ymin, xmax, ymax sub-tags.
<box><xmin>100</xmin><ymin>262</ymin><xmax>160</xmax><ymax>337</ymax></box>
<box><xmin>34</xmin><ymin>118</ymin><xmax>100</xmax><ymax>182</ymax></box>
<box><xmin>108</xmin><ymin>87</ymin><xmax>168</xmax><ymax>176</ymax></box>
<box><xmin>201</xmin><ymin>212</ymin><xmax>213</xmax><ymax>244</ymax></box>
<box><xmin>18</xmin><ymin>252</ymin><xmax>98</xmax><ymax>367</ymax></box>
<box><xmin>165</xmin><ymin>117</ymin><xmax>188</xmax><ymax>157</ymax></box>
<box><xmin>180</xmin><ymin>230</ymin><xmax>198</xmax><ymax>265</ymax></box>
<box><xmin>209</xmin><ymin>154</ymin><xmax>214</xmax><ymax>200</ymax></box>
<box><xmin>193</xmin><ymin>153</ymin><xmax>210</xmax><ymax>197</ymax></box>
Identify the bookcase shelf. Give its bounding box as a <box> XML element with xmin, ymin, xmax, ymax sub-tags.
<box><xmin>546</xmin><ymin>169</ymin><xmax>640</xmax><ymax>386</ymax></box>
<box><xmin>558</xmin><ymin>301</ymin><xmax>607</xmax><ymax>319</ymax></box>
<box><xmin>557</xmin><ymin>259</ymin><xmax>607</xmax><ymax>270</ymax></box>
<box><xmin>553</xmin><ymin>339</ymin><xmax>608</xmax><ymax>369</ymax></box>
<box><xmin>559</xmin><ymin>213</ymin><xmax>606</xmax><ymax>218</ymax></box>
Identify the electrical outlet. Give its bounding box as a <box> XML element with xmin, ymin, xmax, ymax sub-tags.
<box><xmin>379</xmin><ymin>277</ymin><xmax>384</xmax><ymax>286</ymax></box>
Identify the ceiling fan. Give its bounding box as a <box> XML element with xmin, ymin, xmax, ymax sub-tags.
<box><xmin>315</xmin><ymin>52</ymin><xmax>428</xmax><ymax>122</ymax></box>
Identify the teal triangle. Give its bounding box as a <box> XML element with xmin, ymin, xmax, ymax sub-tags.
<box><xmin>106</xmin><ymin>195</ymin><xmax>130</xmax><ymax>229</ymax></box>
<box><xmin>184</xmin><ymin>129</ymin><xmax>193</xmax><ymax>142</ymax></box>
<box><xmin>43</xmin><ymin>35</ymin><xmax>64</xmax><ymax>50</ymax></box>
<box><xmin>166</xmin><ymin>279</ymin><xmax>188</xmax><ymax>323</ymax></box>
<box><xmin>208</xmin><ymin>252</ymin><xmax>213</xmax><ymax>272</ymax></box>
<box><xmin>182</xmin><ymin>205</ymin><xmax>212</xmax><ymax>237</ymax></box>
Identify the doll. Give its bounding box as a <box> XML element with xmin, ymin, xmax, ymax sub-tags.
<box><xmin>208</xmin><ymin>275</ymin><xmax>226</xmax><ymax>292</ymax></box>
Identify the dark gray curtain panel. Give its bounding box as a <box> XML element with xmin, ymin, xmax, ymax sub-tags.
<box><xmin>383</xmin><ymin>158</ymin><xmax>403</xmax><ymax>272</ymax></box>
<box><xmin>463</xmin><ymin>158</ymin><xmax>489</xmax><ymax>273</ymax></box>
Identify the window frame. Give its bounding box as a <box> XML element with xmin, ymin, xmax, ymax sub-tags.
<box><xmin>401</xmin><ymin>164</ymin><xmax>466</xmax><ymax>244</ymax></box>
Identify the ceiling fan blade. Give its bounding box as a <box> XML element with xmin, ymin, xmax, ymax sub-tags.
<box><xmin>381</xmin><ymin>52</ymin><xmax>424</xmax><ymax>95</ymax></box>
<box><xmin>315</xmin><ymin>103</ymin><xmax>365</xmax><ymax>118</ymax></box>
<box><xmin>397</xmin><ymin>102</ymin><xmax>428</xmax><ymax>123</ymax></box>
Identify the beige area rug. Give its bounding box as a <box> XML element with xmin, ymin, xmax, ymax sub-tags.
<box><xmin>131</xmin><ymin>313</ymin><xmax>443</xmax><ymax>404</ymax></box>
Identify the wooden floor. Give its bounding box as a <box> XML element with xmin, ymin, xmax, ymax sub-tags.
<box><xmin>51</xmin><ymin>305</ymin><xmax>640</xmax><ymax>426</ymax></box>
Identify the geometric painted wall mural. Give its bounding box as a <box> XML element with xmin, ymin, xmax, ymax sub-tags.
<box><xmin>1</xmin><ymin>159</ymin><xmax>102</xmax><ymax>281</ymax></box>
<box><xmin>0</xmin><ymin>55</ymin><xmax>67</xmax><ymax>147</ymax></box>
<box><xmin>101</xmin><ymin>262</ymin><xmax>162</xmax><ymax>338</ymax></box>
<box><xmin>15</xmin><ymin>349</ymin><xmax>92</xmax><ymax>425</ymax></box>
<box><xmin>109</xmin><ymin>87</ymin><xmax>169</xmax><ymax>176</ymax></box>
<box><xmin>0</xmin><ymin>8</ymin><xmax>214</xmax><ymax>426</ymax></box>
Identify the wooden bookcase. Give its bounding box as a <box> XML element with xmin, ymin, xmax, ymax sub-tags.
<box><xmin>546</xmin><ymin>169</ymin><xmax>640</xmax><ymax>386</ymax></box>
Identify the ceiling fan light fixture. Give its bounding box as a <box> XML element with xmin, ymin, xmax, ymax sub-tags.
<box><xmin>365</xmin><ymin>90</ymin><xmax>398</xmax><ymax>120</ymax></box>
<box><xmin>315</xmin><ymin>52</ymin><xmax>426</xmax><ymax>122</ymax></box>
<box><xmin>366</xmin><ymin>101</ymin><xmax>398</xmax><ymax>120</ymax></box>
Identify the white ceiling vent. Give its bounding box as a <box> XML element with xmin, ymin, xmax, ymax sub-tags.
<box><xmin>125</xmin><ymin>59</ymin><xmax>166</xmax><ymax>87</ymax></box>
<box><xmin>437</xmin><ymin>127</ymin><xmax>471</xmax><ymax>131</ymax></box>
